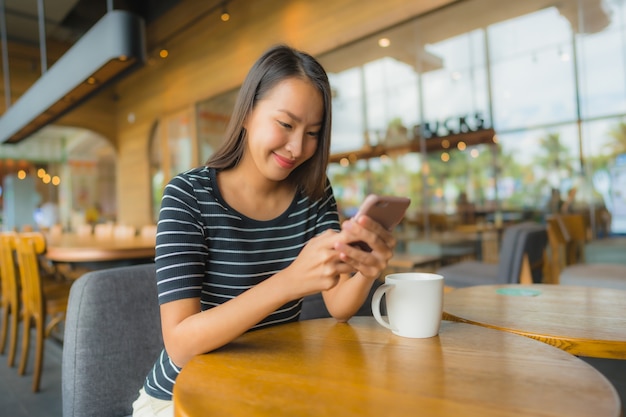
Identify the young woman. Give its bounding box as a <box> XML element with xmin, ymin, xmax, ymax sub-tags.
<box><xmin>132</xmin><ymin>44</ymin><xmax>397</xmax><ymax>416</ymax></box>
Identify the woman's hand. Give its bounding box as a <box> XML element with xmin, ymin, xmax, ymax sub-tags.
<box><xmin>335</xmin><ymin>215</ymin><xmax>396</xmax><ymax>280</ymax></box>
<box><xmin>281</xmin><ymin>229</ymin><xmax>356</xmax><ymax>299</ymax></box>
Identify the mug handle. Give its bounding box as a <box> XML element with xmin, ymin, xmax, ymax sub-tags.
<box><xmin>371</xmin><ymin>284</ymin><xmax>393</xmax><ymax>331</ymax></box>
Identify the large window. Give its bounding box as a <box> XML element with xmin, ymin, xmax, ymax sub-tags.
<box><xmin>148</xmin><ymin>107</ymin><xmax>198</xmax><ymax>223</ymax></box>
<box><xmin>185</xmin><ymin>0</ymin><xmax>626</xmax><ymax>233</ymax></box>
<box><xmin>322</xmin><ymin>0</ymin><xmax>626</xmax><ymax>233</ymax></box>
<box><xmin>489</xmin><ymin>8</ymin><xmax>578</xmax><ymax>129</ymax></box>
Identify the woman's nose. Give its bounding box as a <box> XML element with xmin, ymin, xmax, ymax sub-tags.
<box><xmin>285</xmin><ymin>133</ymin><xmax>304</xmax><ymax>158</ymax></box>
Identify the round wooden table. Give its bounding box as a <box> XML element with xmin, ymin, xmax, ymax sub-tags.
<box><xmin>173</xmin><ymin>317</ymin><xmax>620</xmax><ymax>417</ymax></box>
<box><xmin>443</xmin><ymin>284</ymin><xmax>626</xmax><ymax>359</ymax></box>
<box><xmin>44</xmin><ymin>234</ymin><xmax>155</xmax><ymax>263</ymax></box>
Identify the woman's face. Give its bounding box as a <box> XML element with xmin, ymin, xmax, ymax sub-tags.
<box><xmin>242</xmin><ymin>77</ymin><xmax>323</xmax><ymax>182</ymax></box>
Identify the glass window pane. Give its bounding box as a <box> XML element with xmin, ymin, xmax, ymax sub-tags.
<box><xmin>329</xmin><ymin>68</ymin><xmax>365</xmax><ymax>153</ymax></box>
<box><xmin>496</xmin><ymin>124</ymin><xmax>581</xmax><ymax>211</ymax></box>
<box><xmin>489</xmin><ymin>8</ymin><xmax>577</xmax><ymax>130</ymax></box>
<box><xmin>196</xmin><ymin>89</ymin><xmax>238</xmax><ymax>163</ymax></box>
<box><xmin>576</xmin><ymin>2</ymin><xmax>626</xmax><ymax>119</ymax></box>
<box><xmin>423</xmin><ymin>30</ymin><xmax>490</xmax><ymax>126</ymax></box>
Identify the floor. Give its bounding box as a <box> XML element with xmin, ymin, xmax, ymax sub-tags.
<box><xmin>0</xmin><ymin>331</ymin><xmax>624</xmax><ymax>416</ymax></box>
<box><xmin>0</xmin><ymin>335</ymin><xmax>63</xmax><ymax>417</ymax></box>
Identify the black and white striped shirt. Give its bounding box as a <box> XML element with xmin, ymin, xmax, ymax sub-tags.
<box><xmin>143</xmin><ymin>166</ymin><xmax>340</xmax><ymax>400</ymax></box>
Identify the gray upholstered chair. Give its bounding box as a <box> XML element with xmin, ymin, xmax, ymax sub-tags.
<box><xmin>62</xmin><ymin>263</ymin><xmax>162</xmax><ymax>417</ymax></box>
<box><xmin>560</xmin><ymin>263</ymin><xmax>626</xmax><ymax>290</ymax></box>
<box><xmin>436</xmin><ymin>222</ymin><xmax>548</xmax><ymax>288</ymax></box>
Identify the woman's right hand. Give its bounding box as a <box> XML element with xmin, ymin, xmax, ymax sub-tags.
<box><xmin>281</xmin><ymin>229</ymin><xmax>355</xmax><ymax>299</ymax></box>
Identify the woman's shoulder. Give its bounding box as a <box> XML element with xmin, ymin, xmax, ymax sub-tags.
<box><xmin>167</xmin><ymin>166</ymin><xmax>213</xmax><ymax>188</ymax></box>
<box><xmin>164</xmin><ymin>166</ymin><xmax>219</xmax><ymax>202</ymax></box>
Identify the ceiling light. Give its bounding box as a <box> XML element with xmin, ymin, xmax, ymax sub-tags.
<box><xmin>0</xmin><ymin>10</ymin><xmax>146</xmax><ymax>144</ymax></box>
<box><xmin>378</xmin><ymin>38</ymin><xmax>390</xmax><ymax>48</ymax></box>
<box><xmin>220</xmin><ymin>1</ymin><xmax>230</xmax><ymax>22</ymax></box>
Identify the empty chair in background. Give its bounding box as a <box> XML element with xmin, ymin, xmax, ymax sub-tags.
<box><xmin>75</xmin><ymin>224</ymin><xmax>93</xmax><ymax>237</ymax></box>
<box><xmin>559</xmin><ymin>263</ymin><xmax>626</xmax><ymax>290</ymax></box>
<box><xmin>14</xmin><ymin>232</ymin><xmax>71</xmax><ymax>392</ymax></box>
<box><xmin>0</xmin><ymin>232</ymin><xmax>21</xmax><ymax>367</ymax></box>
<box><xmin>140</xmin><ymin>224</ymin><xmax>157</xmax><ymax>240</ymax></box>
<box><xmin>554</xmin><ymin>213</ymin><xmax>588</xmax><ymax>264</ymax></box>
<box><xmin>113</xmin><ymin>224</ymin><xmax>136</xmax><ymax>240</ymax></box>
<box><xmin>547</xmin><ymin>217</ymin><xmax>626</xmax><ymax>289</ymax></box>
<box><xmin>47</xmin><ymin>224</ymin><xmax>64</xmax><ymax>238</ymax></box>
<box><xmin>436</xmin><ymin>222</ymin><xmax>548</xmax><ymax>288</ymax></box>
<box><xmin>94</xmin><ymin>223</ymin><xmax>114</xmax><ymax>239</ymax></box>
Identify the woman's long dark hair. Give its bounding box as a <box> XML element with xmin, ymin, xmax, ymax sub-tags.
<box><xmin>206</xmin><ymin>44</ymin><xmax>332</xmax><ymax>201</ymax></box>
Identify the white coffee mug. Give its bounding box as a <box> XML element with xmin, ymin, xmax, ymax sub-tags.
<box><xmin>371</xmin><ymin>272</ymin><xmax>444</xmax><ymax>338</ymax></box>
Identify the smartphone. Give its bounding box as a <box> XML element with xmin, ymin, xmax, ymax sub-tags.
<box><xmin>350</xmin><ymin>194</ymin><xmax>411</xmax><ymax>251</ymax></box>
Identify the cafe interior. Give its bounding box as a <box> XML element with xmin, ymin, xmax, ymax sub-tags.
<box><xmin>0</xmin><ymin>0</ymin><xmax>625</xmax><ymax>415</ymax></box>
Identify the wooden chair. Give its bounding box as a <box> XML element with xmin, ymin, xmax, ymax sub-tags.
<box><xmin>547</xmin><ymin>217</ymin><xmax>626</xmax><ymax>289</ymax></box>
<box><xmin>113</xmin><ymin>224</ymin><xmax>136</xmax><ymax>239</ymax></box>
<box><xmin>555</xmin><ymin>213</ymin><xmax>587</xmax><ymax>264</ymax></box>
<box><xmin>94</xmin><ymin>223</ymin><xmax>114</xmax><ymax>239</ymax></box>
<box><xmin>0</xmin><ymin>232</ymin><xmax>20</xmax><ymax>367</ymax></box>
<box><xmin>47</xmin><ymin>224</ymin><xmax>63</xmax><ymax>238</ymax></box>
<box><xmin>545</xmin><ymin>217</ymin><xmax>568</xmax><ymax>284</ymax></box>
<box><xmin>415</xmin><ymin>213</ymin><xmax>451</xmax><ymax>232</ymax></box>
<box><xmin>140</xmin><ymin>224</ymin><xmax>157</xmax><ymax>240</ymax></box>
<box><xmin>76</xmin><ymin>224</ymin><xmax>93</xmax><ymax>237</ymax></box>
<box><xmin>14</xmin><ymin>232</ymin><xmax>71</xmax><ymax>392</ymax></box>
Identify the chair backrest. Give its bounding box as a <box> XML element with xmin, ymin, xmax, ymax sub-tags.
<box><xmin>62</xmin><ymin>263</ymin><xmax>163</xmax><ymax>417</ymax></box>
<box><xmin>0</xmin><ymin>232</ymin><xmax>19</xmax><ymax>355</ymax></box>
<box><xmin>0</xmin><ymin>232</ymin><xmax>18</xmax><ymax>307</ymax></box>
<box><xmin>555</xmin><ymin>213</ymin><xmax>587</xmax><ymax>264</ymax></box>
<box><xmin>545</xmin><ymin>218</ymin><xmax>568</xmax><ymax>283</ymax></box>
<box><xmin>76</xmin><ymin>223</ymin><xmax>93</xmax><ymax>237</ymax></box>
<box><xmin>495</xmin><ymin>223</ymin><xmax>525</xmax><ymax>281</ymax></box>
<box><xmin>14</xmin><ymin>233</ymin><xmax>48</xmax><ymax>320</ymax></box>
<box><xmin>496</xmin><ymin>222</ymin><xmax>547</xmax><ymax>284</ymax></box>
<box><xmin>513</xmin><ymin>224</ymin><xmax>548</xmax><ymax>284</ymax></box>
<box><xmin>140</xmin><ymin>224</ymin><xmax>157</xmax><ymax>240</ymax></box>
<box><xmin>94</xmin><ymin>222</ymin><xmax>114</xmax><ymax>239</ymax></box>
<box><xmin>113</xmin><ymin>224</ymin><xmax>136</xmax><ymax>240</ymax></box>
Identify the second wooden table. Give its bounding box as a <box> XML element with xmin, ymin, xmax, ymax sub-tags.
<box><xmin>443</xmin><ymin>284</ymin><xmax>626</xmax><ymax>359</ymax></box>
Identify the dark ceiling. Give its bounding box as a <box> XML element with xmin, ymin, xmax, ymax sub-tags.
<box><xmin>2</xmin><ymin>0</ymin><xmax>180</xmax><ymax>46</ymax></box>
<box><xmin>59</xmin><ymin>0</ymin><xmax>180</xmax><ymax>39</ymax></box>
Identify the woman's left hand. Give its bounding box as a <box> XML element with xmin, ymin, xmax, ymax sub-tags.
<box><xmin>334</xmin><ymin>214</ymin><xmax>396</xmax><ymax>280</ymax></box>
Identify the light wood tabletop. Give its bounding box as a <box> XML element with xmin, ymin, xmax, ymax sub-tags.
<box><xmin>44</xmin><ymin>233</ymin><xmax>156</xmax><ymax>263</ymax></box>
<box><xmin>443</xmin><ymin>284</ymin><xmax>626</xmax><ymax>359</ymax></box>
<box><xmin>173</xmin><ymin>317</ymin><xmax>620</xmax><ymax>417</ymax></box>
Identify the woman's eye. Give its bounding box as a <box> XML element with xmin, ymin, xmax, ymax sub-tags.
<box><xmin>278</xmin><ymin>120</ymin><xmax>292</xmax><ymax>129</ymax></box>
<box><xmin>307</xmin><ymin>131</ymin><xmax>320</xmax><ymax>139</ymax></box>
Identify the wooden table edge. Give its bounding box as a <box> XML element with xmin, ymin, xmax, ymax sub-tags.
<box><xmin>45</xmin><ymin>247</ymin><xmax>155</xmax><ymax>263</ymax></box>
<box><xmin>443</xmin><ymin>312</ymin><xmax>626</xmax><ymax>359</ymax></box>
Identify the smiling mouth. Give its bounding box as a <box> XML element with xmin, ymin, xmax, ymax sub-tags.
<box><xmin>274</xmin><ymin>153</ymin><xmax>295</xmax><ymax>169</ymax></box>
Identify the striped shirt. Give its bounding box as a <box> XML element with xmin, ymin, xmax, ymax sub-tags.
<box><xmin>143</xmin><ymin>166</ymin><xmax>340</xmax><ymax>400</ymax></box>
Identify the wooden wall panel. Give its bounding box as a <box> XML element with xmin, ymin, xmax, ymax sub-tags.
<box><xmin>116</xmin><ymin>121</ymin><xmax>152</xmax><ymax>227</ymax></box>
